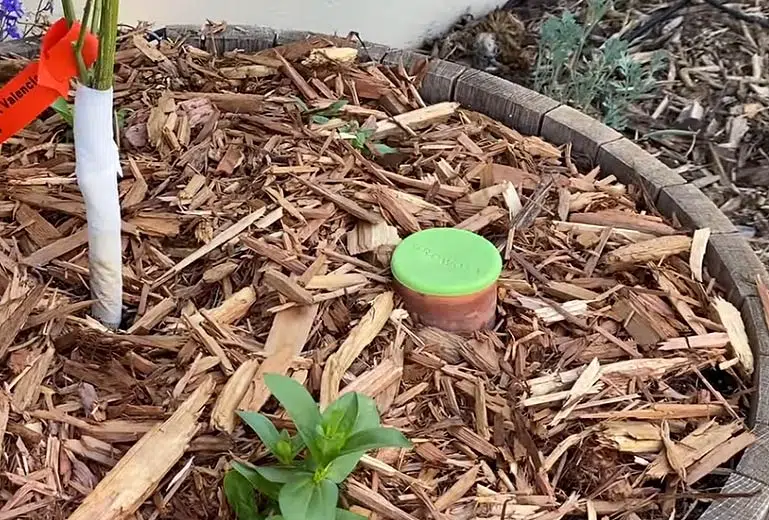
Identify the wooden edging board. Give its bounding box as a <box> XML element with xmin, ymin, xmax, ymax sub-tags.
<box><xmin>3</xmin><ymin>24</ymin><xmax>769</xmax><ymax>519</ymax></box>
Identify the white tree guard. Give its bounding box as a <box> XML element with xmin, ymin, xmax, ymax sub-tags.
<box><xmin>74</xmin><ymin>85</ymin><xmax>123</xmax><ymax>328</ymax></box>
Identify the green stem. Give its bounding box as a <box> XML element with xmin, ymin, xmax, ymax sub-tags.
<box><xmin>94</xmin><ymin>0</ymin><xmax>119</xmax><ymax>91</ymax></box>
<box><xmin>91</xmin><ymin>0</ymin><xmax>103</xmax><ymax>39</ymax></box>
<box><xmin>73</xmin><ymin>0</ymin><xmax>95</xmax><ymax>84</ymax></box>
<box><xmin>61</xmin><ymin>0</ymin><xmax>76</xmax><ymax>25</ymax></box>
<box><xmin>72</xmin><ymin>42</ymin><xmax>88</xmax><ymax>84</ymax></box>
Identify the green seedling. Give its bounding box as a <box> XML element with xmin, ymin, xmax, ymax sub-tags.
<box><xmin>308</xmin><ymin>100</ymin><xmax>349</xmax><ymax>125</ymax></box>
<box><xmin>224</xmin><ymin>373</ymin><xmax>411</xmax><ymax>520</ymax></box>
<box><xmin>292</xmin><ymin>97</ymin><xmax>349</xmax><ymax>125</ymax></box>
<box><xmin>116</xmin><ymin>107</ymin><xmax>133</xmax><ymax>129</ymax></box>
<box><xmin>291</xmin><ymin>96</ymin><xmax>397</xmax><ymax>156</ymax></box>
<box><xmin>345</xmin><ymin>124</ymin><xmax>397</xmax><ymax>157</ymax></box>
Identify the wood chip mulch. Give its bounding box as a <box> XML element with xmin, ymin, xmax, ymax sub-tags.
<box><xmin>0</xmin><ymin>27</ymin><xmax>761</xmax><ymax>520</ymax></box>
<box><xmin>430</xmin><ymin>1</ymin><xmax>769</xmax><ymax>264</ymax></box>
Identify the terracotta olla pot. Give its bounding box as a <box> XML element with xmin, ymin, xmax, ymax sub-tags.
<box><xmin>390</xmin><ymin>228</ymin><xmax>502</xmax><ymax>333</ymax></box>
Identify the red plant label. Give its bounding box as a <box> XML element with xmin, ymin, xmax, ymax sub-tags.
<box><xmin>0</xmin><ymin>17</ymin><xmax>98</xmax><ymax>143</ymax></box>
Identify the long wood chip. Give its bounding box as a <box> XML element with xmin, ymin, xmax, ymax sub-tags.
<box><xmin>606</xmin><ymin>235</ymin><xmax>692</xmax><ymax>266</ymax></box>
<box><xmin>320</xmin><ymin>292</ymin><xmax>394</xmax><ymax>408</ymax></box>
<box><xmin>714</xmin><ymin>296</ymin><xmax>754</xmax><ymax>375</ymax></box>
<box><xmin>239</xmin><ymin>304</ymin><xmax>319</xmax><ymax>412</ymax></box>
<box><xmin>11</xmin><ymin>346</ymin><xmax>55</xmax><ymax>412</ymax></box>
<box><xmin>689</xmin><ymin>228</ymin><xmax>711</xmax><ymax>282</ymax></box>
<box><xmin>0</xmin><ymin>284</ymin><xmax>45</xmax><ymax>360</ymax></box>
<box><xmin>0</xmin><ymin>392</ymin><xmax>8</xmax><ymax>461</ymax></box>
<box><xmin>551</xmin><ymin>358</ymin><xmax>601</xmax><ymax>426</ymax></box>
<box><xmin>433</xmin><ymin>464</ymin><xmax>479</xmax><ymax>511</ymax></box>
<box><xmin>211</xmin><ymin>359</ymin><xmax>261</xmax><ymax>433</ymax></box>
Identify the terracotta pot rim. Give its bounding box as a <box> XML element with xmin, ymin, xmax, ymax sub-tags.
<box><xmin>393</xmin><ymin>278</ymin><xmax>498</xmax><ymax>298</ymax></box>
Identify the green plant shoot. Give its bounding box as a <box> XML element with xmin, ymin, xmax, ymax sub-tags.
<box><xmin>292</xmin><ymin>97</ymin><xmax>397</xmax><ymax>156</ymax></box>
<box><xmin>224</xmin><ymin>374</ymin><xmax>411</xmax><ymax>520</ymax></box>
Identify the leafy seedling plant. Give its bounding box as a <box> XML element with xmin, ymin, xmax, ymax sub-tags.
<box><xmin>292</xmin><ymin>97</ymin><xmax>397</xmax><ymax>157</ymax></box>
<box><xmin>224</xmin><ymin>373</ymin><xmax>411</xmax><ymax>520</ymax></box>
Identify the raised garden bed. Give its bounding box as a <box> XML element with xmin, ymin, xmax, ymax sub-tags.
<box><xmin>0</xmin><ymin>24</ymin><xmax>768</xmax><ymax>520</ymax></box>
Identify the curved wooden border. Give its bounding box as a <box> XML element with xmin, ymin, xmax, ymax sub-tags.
<box><xmin>3</xmin><ymin>26</ymin><xmax>769</xmax><ymax>519</ymax></box>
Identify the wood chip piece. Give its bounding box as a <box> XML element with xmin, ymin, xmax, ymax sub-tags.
<box><xmin>263</xmin><ymin>269</ymin><xmax>314</xmax><ymax>304</ymax></box>
<box><xmin>606</xmin><ymin>235</ymin><xmax>692</xmax><ymax>266</ymax></box>
<box><xmin>128</xmin><ymin>297</ymin><xmax>177</xmax><ymax>334</ymax></box>
<box><xmin>685</xmin><ymin>430</ymin><xmax>756</xmax><ymax>485</ymax></box>
<box><xmin>211</xmin><ymin>359</ymin><xmax>261</xmax><ymax>433</ymax></box>
<box><xmin>347</xmin><ymin>221</ymin><xmax>401</xmax><ymax>255</ymax></box>
<box><xmin>21</xmin><ymin>229</ymin><xmax>89</xmax><ymax>267</ymax></box>
<box><xmin>434</xmin><ymin>465</ymin><xmax>479</xmax><ymax>511</ymax></box>
<box><xmin>320</xmin><ymin>292</ymin><xmax>394</xmax><ymax>408</ymax></box>
<box><xmin>0</xmin><ymin>392</ymin><xmax>8</xmax><ymax>460</ymax></box>
<box><xmin>153</xmin><ymin>208</ymin><xmax>266</xmax><ymax>286</ymax></box>
<box><xmin>689</xmin><ymin>228</ymin><xmax>711</xmax><ymax>282</ymax></box>
<box><xmin>239</xmin><ymin>304</ymin><xmax>319</xmax><ymax>412</ymax></box>
<box><xmin>0</xmin><ymin>284</ymin><xmax>45</xmax><ymax>360</ymax></box>
<box><xmin>11</xmin><ymin>347</ymin><xmax>55</xmax><ymax>412</ymax></box>
<box><xmin>645</xmin><ymin>420</ymin><xmax>740</xmax><ymax>480</ymax></box>
<box><xmin>372</xmin><ymin>102</ymin><xmax>459</xmax><ymax>140</ymax></box>
<box><xmin>346</xmin><ymin>479</ymin><xmax>418</xmax><ymax>520</ymax></box>
<box><xmin>714</xmin><ymin>296</ymin><xmax>754</xmax><ymax>376</ymax></box>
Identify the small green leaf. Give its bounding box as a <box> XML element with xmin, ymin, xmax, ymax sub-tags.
<box><xmin>316</xmin><ymin>393</ymin><xmax>365</xmax><ymax>464</ymax></box>
<box><xmin>322</xmin><ymin>392</ymin><xmax>359</xmax><ymax>439</ymax></box>
<box><xmin>324</xmin><ymin>452</ymin><xmax>363</xmax><ymax>483</ymax></box>
<box><xmin>116</xmin><ymin>108</ymin><xmax>134</xmax><ymax>129</ymax></box>
<box><xmin>291</xmin><ymin>96</ymin><xmax>310</xmax><ymax>113</ymax></box>
<box><xmin>311</xmin><ymin>115</ymin><xmax>330</xmax><ymax>124</ymax></box>
<box><xmin>239</xmin><ymin>412</ymin><xmax>282</xmax><ymax>454</ymax></box>
<box><xmin>338</xmin><ymin>427</ymin><xmax>411</xmax><ymax>457</ymax></box>
<box><xmin>373</xmin><ymin>143</ymin><xmax>397</xmax><ymax>155</ymax></box>
<box><xmin>336</xmin><ymin>509</ymin><xmax>367</xmax><ymax>520</ymax></box>
<box><xmin>255</xmin><ymin>465</ymin><xmax>310</xmax><ymax>484</ymax></box>
<box><xmin>306</xmin><ymin>99</ymin><xmax>349</xmax><ymax>119</ymax></box>
<box><xmin>318</xmin><ymin>99</ymin><xmax>348</xmax><ymax>116</ymax></box>
<box><xmin>51</xmin><ymin>98</ymin><xmax>74</xmax><ymax>127</ymax></box>
<box><xmin>264</xmin><ymin>374</ymin><xmax>323</xmax><ymax>460</ymax></box>
<box><xmin>351</xmin><ymin>394</ymin><xmax>381</xmax><ymax>432</ymax></box>
<box><xmin>290</xmin><ymin>433</ymin><xmax>305</xmax><ymax>456</ymax></box>
<box><xmin>232</xmin><ymin>461</ymin><xmax>282</xmax><ymax>500</ymax></box>
<box><xmin>224</xmin><ymin>469</ymin><xmax>264</xmax><ymax>520</ymax></box>
<box><xmin>274</xmin><ymin>438</ymin><xmax>296</xmax><ymax>464</ymax></box>
<box><xmin>278</xmin><ymin>476</ymin><xmax>338</xmax><ymax>520</ymax></box>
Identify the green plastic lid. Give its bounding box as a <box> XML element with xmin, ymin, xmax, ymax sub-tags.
<box><xmin>391</xmin><ymin>228</ymin><xmax>502</xmax><ymax>296</ymax></box>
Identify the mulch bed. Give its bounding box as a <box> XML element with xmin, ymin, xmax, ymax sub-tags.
<box><xmin>428</xmin><ymin>0</ymin><xmax>769</xmax><ymax>265</ymax></box>
<box><xmin>0</xmin><ymin>28</ymin><xmax>761</xmax><ymax>520</ymax></box>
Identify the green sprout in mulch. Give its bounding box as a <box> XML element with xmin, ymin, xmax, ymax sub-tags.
<box><xmin>293</xmin><ymin>97</ymin><xmax>398</xmax><ymax>157</ymax></box>
<box><xmin>224</xmin><ymin>374</ymin><xmax>411</xmax><ymax>520</ymax></box>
